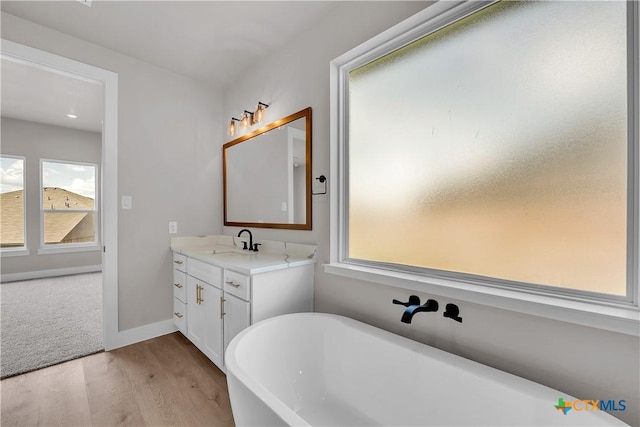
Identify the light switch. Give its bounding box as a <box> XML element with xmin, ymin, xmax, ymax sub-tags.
<box><xmin>122</xmin><ymin>196</ymin><xmax>132</xmax><ymax>209</ymax></box>
<box><xmin>281</xmin><ymin>202</ymin><xmax>287</xmax><ymax>212</ymax></box>
<box><xmin>169</xmin><ymin>221</ymin><xmax>178</xmax><ymax>234</ymax></box>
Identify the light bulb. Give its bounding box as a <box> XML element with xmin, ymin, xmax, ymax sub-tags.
<box><xmin>241</xmin><ymin>113</ymin><xmax>250</xmax><ymax>129</ymax></box>
<box><xmin>228</xmin><ymin>120</ymin><xmax>236</xmax><ymax>136</ymax></box>
<box><xmin>254</xmin><ymin>105</ymin><xmax>263</xmax><ymax>123</ymax></box>
<box><xmin>254</xmin><ymin>102</ymin><xmax>268</xmax><ymax>123</ymax></box>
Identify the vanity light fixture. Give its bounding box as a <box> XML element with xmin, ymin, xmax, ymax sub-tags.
<box><xmin>227</xmin><ymin>101</ymin><xmax>270</xmax><ymax>137</ymax></box>
<box><xmin>228</xmin><ymin>117</ymin><xmax>241</xmax><ymax>136</ymax></box>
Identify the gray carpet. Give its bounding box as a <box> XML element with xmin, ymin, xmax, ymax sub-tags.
<box><xmin>0</xmin><ymin>272</ymin><xmax>103</xmax><ymax>379</ymax></box>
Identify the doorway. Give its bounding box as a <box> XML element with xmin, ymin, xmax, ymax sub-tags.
<box><xmin>0</xmin><ymin>40</ymin><xmax>118</xmax><ymax>358</ymax></box>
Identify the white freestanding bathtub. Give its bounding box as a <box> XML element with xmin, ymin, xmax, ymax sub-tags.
<box><xmin>225</xmin><ymin>313</ymin><xmax>627</xmax><ymax>426</ymax></box>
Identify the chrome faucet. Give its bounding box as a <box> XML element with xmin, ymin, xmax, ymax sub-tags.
<box><xmin>392</xmin><ymin>295</ymin><xmax>439</xmax><ymax>324</ymax></box>
<box><xmin>237</xmin><ymin>229</ymin><xmax>253</xmax><ymax>251</ymax></box>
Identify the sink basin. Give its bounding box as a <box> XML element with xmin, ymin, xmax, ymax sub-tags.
<box><xmin>186</xmin><ymin>248</ymin><xmax>258</xmax><ymax>257</ymax></box>
<box><xmin>226</xmin><ymin>250</ymin><xmax>256</xmax><ymax>256</ymax></box>
<box><xmin>184</xmin><ymin>247</ymin><xmax>242</xmax><ymax>255</ymax></box>
<box><xmin>214</xmin><ymin>250</ymin><xmax>257</xmax><ymax>259</ymax></box>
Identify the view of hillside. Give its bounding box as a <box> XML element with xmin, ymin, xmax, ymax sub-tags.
<box><xmin>0</xmin><ymin>187</ymin><xmax>95</xmax><ymax>247</ymax></box>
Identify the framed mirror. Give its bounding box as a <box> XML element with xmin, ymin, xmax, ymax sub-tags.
<box><xmin>223</xmin><ymin>107</ymin><xmax>312</xmax><ymax>230</ymax></box>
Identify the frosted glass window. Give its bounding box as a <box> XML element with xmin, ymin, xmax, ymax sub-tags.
<box><xmin>347</xmin><ymin>1</ymin><xmax>629</xmax><ymax>296</ymax></box>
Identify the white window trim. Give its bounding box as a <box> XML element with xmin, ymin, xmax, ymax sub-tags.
<box><xmin>40</xmin><ymin>158</ymin><xmax>100</xmax><ymax>250</ymax></box>
<box><xmin>327</xmin><ymin>0</ymin><xmax>640</xmax><ymax>337</ymax></box>
<box><xmin>37</xmin><ymin>244</ymin><xmax>101</xmax><ymax>255</ymax></box>
<box><xmin>0</xmin><ymin>248</ymin><xmax>30</xmax><ymax>257</ymax></box>
<box><xmin>0</xmin><ymin>154</ymin><xmax>27</xmax><ymax>254</ymax></box>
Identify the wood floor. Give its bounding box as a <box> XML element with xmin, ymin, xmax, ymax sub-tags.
<box><xmin>0</xmin><ymin>332</ymin><xmax>235</xmax><ymax>427</ymax></box>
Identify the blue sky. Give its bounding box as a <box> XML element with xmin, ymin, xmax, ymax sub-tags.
<box><xmin>0</xmin><ymin>157</ymin><xmax>96</xmax><ymax>199</ymax></box>
<box><xmin>0</xmin><ymin>156</ymin><xmax>24</xmax><ymax>194</ymax></box>
<box><xmin>42</xmin><ymin>160</ymin><xmax>96</xmax><ymax>199</ymax></box>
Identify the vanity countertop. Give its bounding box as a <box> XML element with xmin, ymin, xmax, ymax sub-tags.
<box><xmin>171</xmin><ymin>236</ymin><xmax>316</xmax><ymax>275</ymax></box>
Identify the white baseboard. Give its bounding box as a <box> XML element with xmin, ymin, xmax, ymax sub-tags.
<box><xmin>105</xmin><ymin>318</ymin><xmax>178</xmax><ymax>351</ymax></box>
<box><xmin>0</xmin><ymin>264</ymin><xmax>102</xmax><ymax>283</ymax></box>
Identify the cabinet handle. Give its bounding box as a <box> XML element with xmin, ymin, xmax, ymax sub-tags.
<box><xmin>174</xmin><ymin>312</ymin><xmax>183</xmax><ymax>318</ymax></box>
<box><xmin>174</xmin><ymin>283</ymin><xmax>183</xmax><ymax>288</ymax></box>
<box><xmin>196</xmin><ymin>284</ymin><xmax>201</xmax><ymax>304</ymax></box>
<box><xmin>199</xmin><ymin>285</ymin><xmax>204</xmax><ymax>304</ymax></box>
<box><xmin>220</xmin><ymin>297</ymin><xmax>226</xmax><ymax>319</ymax></box>
<box><xmin>173</xmin><ymin>260</ymin><xmax>183</xmax><ymax>265</ymax></box>
<box><xmin>225</xmin><ymin>280</ymin><xmax>241</xmax><ymax>288</ymax></box>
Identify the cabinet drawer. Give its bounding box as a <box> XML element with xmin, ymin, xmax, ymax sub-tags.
<box><xmin>173</xmin><ymin>297</ymin><xmax>187</xmax><ymax>335</ymax></box>
<box><xmin>173</xmin><ymin>253</ymin><xmax>187</xmax><ymax>272</ymax></box>
<box><xmin>224</xmin><ymin>269</ymin><xmax>250</xmax><ymax>301</ymax></box>
<box><xmin>188</xmin><ymin>258</ymin><xmax>222</xmax><ymax>288</ymax></box>
<box><xmin>173</xmin><ymin>269</ymin><xmax>187</xmax><ymax>302</ymax></box>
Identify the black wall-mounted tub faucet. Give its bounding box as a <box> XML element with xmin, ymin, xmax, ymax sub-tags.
<box><xmin>392</xmin><ymin>295</ymin><xmax>421</xmax><ymax>308</ymax></box>
<box><xmin>393</xmin><ymin>295</ymin><xmax>439</xmax><ymax>324</ymax></box>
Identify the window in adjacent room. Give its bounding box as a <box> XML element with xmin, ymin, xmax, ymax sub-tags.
<box><xmin>335</xmin><ymin>0</ymin><xmax>637</xmax><ymax>304</ymax></box>
<box><xmin>0</xmin><ymin>155</ymin><xmax>26</xmax><ymax>250</ymax></box>
<box><xmin>41</xmin><ymin>160</ymin><xmax>98</xmax><ymax>247</ymax></box>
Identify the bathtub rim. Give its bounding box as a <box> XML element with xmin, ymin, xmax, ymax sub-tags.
<box><xmin>224</xmin><ymin>312</ymin><xmax>629</xmax><ymax>427</ymax></box>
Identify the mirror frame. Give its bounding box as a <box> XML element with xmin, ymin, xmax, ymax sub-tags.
<box><xmin>223</xmin><ymin>107</ymin><xmax>312</xmax><ymax>230</ymax></box>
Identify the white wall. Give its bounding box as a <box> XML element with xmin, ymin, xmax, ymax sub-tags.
<box><xmin>2</xmin><ymin>12</ymin><xmax>224</xmax><ymax>331</ymax></box>
<box><xmin>1</xmin><ymin>117</ymin><xmax>102</xmax><ymax>276</ymax></box>
<box><xmin>221</xmin><ymin>2</ymin><xmax>639</xmax><ymax>425</ymax></box>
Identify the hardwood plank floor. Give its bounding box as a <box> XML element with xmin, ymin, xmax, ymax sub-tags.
<box><xmin>1</xmin><ymin>332</ymin><xmax>235</xmax><ymax>427</ymax></box>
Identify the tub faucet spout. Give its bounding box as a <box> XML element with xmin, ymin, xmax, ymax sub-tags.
<box><xmin>400</xmin><ymin>299</ymin><xmax>439</xmax><ymax>324</ymax></box>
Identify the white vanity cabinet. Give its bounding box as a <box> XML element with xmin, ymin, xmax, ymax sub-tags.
<box><xmin>171</xmin><ymin>236</ymin><xmax>315</xmax><ymax>372</ymax></box>
<box><xmin>220</xmin><ymin>265</ymin><xmax>316</xmax><ymax>352</ymax></box>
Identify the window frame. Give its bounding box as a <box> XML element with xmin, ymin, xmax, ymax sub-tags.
<box><xmin>327</xmin><ymin>0</ymin><xmax>640</xmax><ymax>336</ymax></box>
<box><xmin>38</xmin><ymin>158</ymin><xmax>100</xmax><ymax>254</ymax></box>
<box><xmin>0</xmin><ymin>154</ymin><xmax>28</xmax><ymax>256</ymax></box>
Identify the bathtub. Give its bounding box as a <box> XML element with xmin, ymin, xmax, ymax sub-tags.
<box><xmin>225</xmin><ymin>313</ymin><xmax>627</xmax><ymax>426</ymax></box>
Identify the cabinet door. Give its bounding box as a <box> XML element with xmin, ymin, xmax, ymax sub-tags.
<box><xmin>224</xmin><ymin>293</ymin><xmax>250</xmax><ymax>351</ymax></box>
<box><xmin>187</xmin><ymin>276</ymin><xmax>205</xmax><ymax>351</ymax></box>
<box><xmin>202</xmin><ymin>283</ymin><xmax>224</xmax><ymax>368</ymax></box>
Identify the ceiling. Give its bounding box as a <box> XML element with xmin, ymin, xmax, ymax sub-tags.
<box><xmin>1</xmin><ymin>1</ymin><xmax>339</xmax><ymax>87</ymax></box>
<box><xmin>0</xmin><ymin>1</ymin><xmax>339</xmax><ymax>132</ymax></box>
<box><xmin>1</xmin><ymin>58</ymin><xmax>104</xmax><ymax>132</ymax></box>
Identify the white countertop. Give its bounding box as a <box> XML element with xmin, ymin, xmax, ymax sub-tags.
<box><xmin>171</xmin><ymin>236</ymin><xmax>316</xmax><ymax>275</ymax></box>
